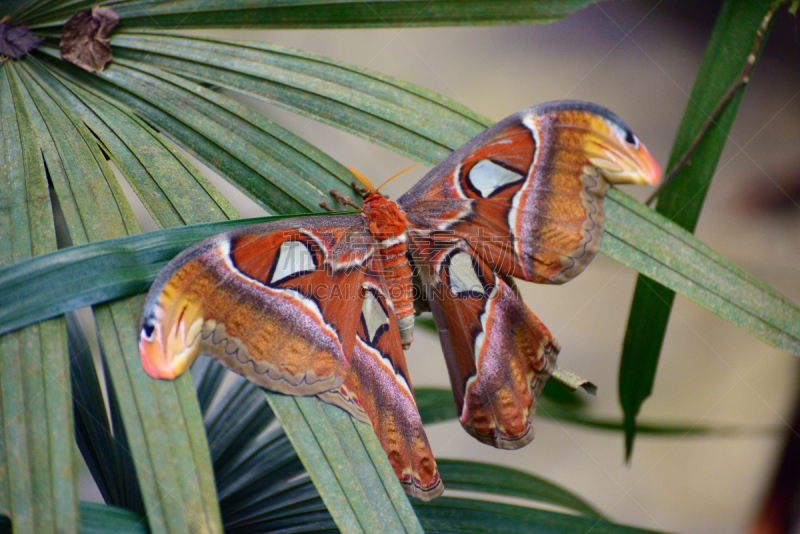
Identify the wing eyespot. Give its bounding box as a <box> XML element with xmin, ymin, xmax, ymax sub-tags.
<box><xmin>465</xmin><ymin>159</ymin><xmax>526</xmax><ymax>198</ymax></box>
<box><xmin>360</xmin><ymin>288</ymin><xmax>390</xmax><ymax>346</ymax></box>
<box><xmin>444</xmin><ymin>250</ymin><xmax>493</xmax><ymax>299</ymax></box>
<box><xmin>141</xmin><ymin>319</ymin><xmax>155</xmax><ymax>340</ymax></box>
<box><xmin>624</xmin><ymin>129</ymin><xmax>639</xmax><ymax>148</ymax></box>
<box><xmin>268</xmin><ymin>240</ymin><xmax>318</xmax><ymax>285</ymax></box>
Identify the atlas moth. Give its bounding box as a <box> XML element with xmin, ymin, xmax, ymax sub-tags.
<box><xmin>140</xmin><ymin>101</ymin><xmax>660</xmax><ymax>500</ymax></box>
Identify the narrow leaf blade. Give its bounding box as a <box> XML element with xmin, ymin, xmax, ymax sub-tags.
<box><xmin>0</xmin><ymin>60</ymin><xmax>78</xmax><ymax>534</ymax></box>
<box><xmin>21</xmin><ymin>1</ymin><xmax>603</xmax><ymax>29</ymax></box>
<box><xmin>413</xmin><ymin>496</ymin><xmax>666</xmax><ymax>534</ymax></box>
<box><xmin>436</xmin><ymin>459</ymin><xmax>601</xmax><ymax>517</ymax></box>
<box><xmin>267</xmin><ymin>394</ymin><xmax>424</xmax><ymax>533</ymax></box>
<box><xmin>618</xmin><ymin>0</ymin><xmax>779</xmax><ymax>458</ymax></box>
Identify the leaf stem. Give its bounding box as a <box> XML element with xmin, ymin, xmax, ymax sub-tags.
<box><xmin>646</xmin><ymin>2</ymin><xmax>779</xmax><ymax>206</ymax></box>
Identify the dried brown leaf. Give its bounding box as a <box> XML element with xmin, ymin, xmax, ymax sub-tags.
<box><xmin>59</xmin><ymin>6</ymin><xmax>120</xmax><ymax>73</ymax></box>
<box><xmin>0</xmin><ymin>22</ymin><xmax>44</xmax><ymax>60</ymax></box>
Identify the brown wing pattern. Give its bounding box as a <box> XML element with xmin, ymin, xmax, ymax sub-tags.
<box><xmin>411</xmin><ymin>235</ymin><xmax>559</xmax><ymax>448</ymax></box>
<box><xmin>399</xmin><ymin>101</ymin><xmax>660</xmax><ymax>285</ymax></box>
<box><xmin>400</xmin><ymin>102</ymin><xmax>658</xmax><ymax>449</ymax></box>
<box><xmin>139</xmin><ymin>215</ymin><xmax>371</xmax><ymax>395</ymax></box>
<box><xmin>140</xmin><ymin>213</ymin><xmax>442</xmax><ymax>500</ymax></box>
<box><xmin>319</xmin><ymin>266</ymin><xmax>442</xmax><ymax>500</ymax></box>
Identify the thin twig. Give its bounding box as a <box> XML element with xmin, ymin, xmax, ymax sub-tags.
<box><xmin>646</xmin><ymin>4</ymin><xmax>778</xmax><ymax>206</ymax></box>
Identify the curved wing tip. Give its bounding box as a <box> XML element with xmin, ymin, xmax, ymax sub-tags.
<box><xmin>139</xmin><ymin>349</ymin><xmax>178</xmax><ymax>380</ymax></box>
<box><xmin>405</xmin><ymin>479</ymin><xmax>445</xmax><ymax>501</ymax></box>
<box><xmin>466</xmin><ymin>425</ymin><xmax>535</xmax><ymax>451</ymax></box>
<box><xmin>642</xmin><ymin>148</ymin><xmax>662</xmax><ymax>186</ymax></box>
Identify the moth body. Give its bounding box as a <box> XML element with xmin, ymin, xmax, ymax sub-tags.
<box><xmin>360</xmin><ymin>190</ymin><xmax>417</xmax><ymax>348</ymax></box>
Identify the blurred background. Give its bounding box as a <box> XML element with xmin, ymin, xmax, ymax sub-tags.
<box><xmin>101</xmin><ymin>1</ymin><xmax>800</xmax><ymax>532</ymax></box>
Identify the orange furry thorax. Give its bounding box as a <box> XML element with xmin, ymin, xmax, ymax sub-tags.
<box><xmin>362</xmin><ymin>191</ymin><xmax>408</xmax><ymax>241</ymax></box>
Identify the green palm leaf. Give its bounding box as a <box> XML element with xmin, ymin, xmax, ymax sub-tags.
<box><xmin>1</xmin><ymin>1</ymin><xmax>793</xmax><ymax>533</ymax></box>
